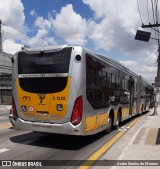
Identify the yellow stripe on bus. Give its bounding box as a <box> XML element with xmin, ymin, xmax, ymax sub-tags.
<box><xmin>85</xmin><ymin>113</ymin><xmax>109</xmax><ymax>133</ymax></box>
<box><xmin>122</xmin><ymin>108</ymin><xmax>129</xmax><ymax>118</ymax></box>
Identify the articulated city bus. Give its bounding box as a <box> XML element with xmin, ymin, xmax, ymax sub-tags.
<box><xmin>9</xmin><ymin>46</ymin><xmax>153</xmax><ymax>135</ymax></box>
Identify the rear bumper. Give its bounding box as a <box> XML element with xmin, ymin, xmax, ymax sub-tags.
<box><xmin>9</xmin><ymin>114</ymin><xmax>14</xmax><ymax>126</ymax></box>
<box><xmin>10</xmin><ymin>117</ymin><xmax>84</xmax><ymax>135</ymax></box>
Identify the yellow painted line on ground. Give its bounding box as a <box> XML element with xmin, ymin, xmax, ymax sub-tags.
<box><xmin>0</xmin><ymin>123</ymin><xmax>12</xmax><ymax>130</ymax></box>
<box><xmin>79</xmin><ymin>116</ymin><xmax>141</xmax><ymax>169</ymax></box>
<box><xmin>79</xmin><ymin>131</ymin><xmax>125</xmax><ymax>169</ymax></box>
<box><xmin>127</xmin><ymin>116</ymin><xmax>141</xmax><ymax>128</ymax></box>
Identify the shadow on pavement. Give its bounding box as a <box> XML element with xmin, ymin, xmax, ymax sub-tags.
<box><xmin>10</xmin><ymin>130</ymin><xmax>107</xmax><ymax>150</ymax></box>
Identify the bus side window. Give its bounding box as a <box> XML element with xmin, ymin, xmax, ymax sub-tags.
<box><xmin>119</xmin><ymin>77</ymin><xmax>122</xmax><ymax>89</ymax></box>
<box><xmin>111</xmin><ymin>74</ymin><xmax>115</xmax><ymax>83</ymax></box>
<box><xmin>116</xmin><ymin>76</ymin><xmax>119</xmax><ymax>88</ymax></box>
<box><xmin>108</xmin><ymin>74</ymin><xmax>111</xmax><ymax>84</ymax></box>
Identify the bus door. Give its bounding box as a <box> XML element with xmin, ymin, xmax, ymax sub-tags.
<box><xmin>144</xmin><ymin>87</ymin><xmax>147</xmax><ymax>110</ymax></box>
<box><xmin>129</xmin><ymin>78</ymin><xmax>134</xmax><ymax>115</ymax></box>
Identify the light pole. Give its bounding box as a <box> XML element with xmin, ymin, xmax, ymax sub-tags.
<box><xmin>153</xmin><ymin>88</ymin><xmax>158</xmax><ymax>115</ymax></box>
<box><xmin>135</xmin><ymin>29</ymin><xmax>160</xmax><ymax>115</ymax></box>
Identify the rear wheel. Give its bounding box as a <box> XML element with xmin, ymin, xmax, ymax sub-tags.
<box><xmin>115</xmin><ymin>113</ymin><xmax>120</xmax><ymax>130</ymax></box>
<box><xmin>105</xmin><ymin>114</ymin><xmax>113</xmax><ymax>134</ymax></box>
<box><xmin>115</xmin><ymin>110</ymin><xmax>121</xmax><ymax>130</ymax></box>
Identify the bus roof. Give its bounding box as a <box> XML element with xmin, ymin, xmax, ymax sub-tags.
<box><xmin>18</xmin><ymin>45</ymin><xmax>69</xmax><ymax>54</ymax></box>
<box><xmin>96</xmin><ymin>53</ymin><xmax>138</xmax><ymax>78</ymax></box>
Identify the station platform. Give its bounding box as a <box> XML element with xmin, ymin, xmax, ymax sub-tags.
<box><xmin>92</xmin><ymin>107</ymin><xmax>160</xmax><ymax>169</ymax></box>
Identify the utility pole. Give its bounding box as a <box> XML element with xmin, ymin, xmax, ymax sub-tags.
<box><xmin>0</xmin><ymin>20</ymin><xmax>2</xmax><ymax>52</ymax></box>
<box><xmin>140</xmin><ymin>23</ymin><xmax>160</xmax><ymax>115</ymax></box>
<box><xmin>154</xmin><ymin>49</ymin><xmax>160</xmax><ymax>89</ymax></box>
<box><xmin>141</xmin><ymin>23</ymin><xmax>160</xmax><ymax>86</ymax></box>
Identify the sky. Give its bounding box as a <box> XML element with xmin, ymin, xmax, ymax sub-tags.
<box><xmin>0</xmin><ymin>0</ymin><xmax>158</xmax><ymax>83</ymax></box>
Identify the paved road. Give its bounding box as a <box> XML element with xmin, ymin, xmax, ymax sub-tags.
<box><xmin>0</xmin><ymin>108</ymin><xmax>120</xmax><ymax>169</ymax></box>
<box><xmin>0</xmin><ymin>106</ymin><xmax>11</xmax><ymax>126</ymax></box>
<box><xmin>0</xmin><ymin>106</ymin><xmax>147</xmax><ymax>169</ymax></box>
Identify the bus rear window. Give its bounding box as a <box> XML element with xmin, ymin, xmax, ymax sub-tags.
<box><xmin>18</xmin><ymin>47</ymin><xmax>72</xmax><ymax>74</ymax></box>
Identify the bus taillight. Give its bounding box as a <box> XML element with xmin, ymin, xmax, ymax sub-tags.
<box><xmin>12</xmin><ymin>97</ymin><xmax>18</xmax><ymax>120</ymax></box>
<box><xmin>70</xmin><ymin>96</ymin><xmax>83</xmax><ymax>126</ymax></box>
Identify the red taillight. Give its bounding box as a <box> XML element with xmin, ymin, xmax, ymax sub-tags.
<box><xmin>10</xmin><ymin>108</ymin><xmax>12</xmax><ymax>114</ymax></box>
<box><xmin>70</xmin><ymin>96</ymin><xmax>83</xmax><ymax>126</ymax></box>
<box><xmin>12</xmin><ymin>97</ymin><xmax>18</xmax><ymax>120</ymax></box>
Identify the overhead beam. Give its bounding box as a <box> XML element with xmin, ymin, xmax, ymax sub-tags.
<box><xmin>142</xmin><ymin>23</ymin><xmax>160</xmax><ymax>28</ymax></box>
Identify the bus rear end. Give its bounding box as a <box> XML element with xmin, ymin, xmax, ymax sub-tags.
<box><xmin>10</xmin><ymin>46</ymin><xmax>84</xmax><ymax>135</ymax></box>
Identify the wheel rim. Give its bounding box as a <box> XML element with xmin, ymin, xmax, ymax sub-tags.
<box><xmin>108</xmin><ymin>116</ymin><xmax>112</xmax><ymax>130</ymax></box>
<box><xmin>105</xmin><ymin>115</ymin><xmax>112</xmax><ymax>134</ymax></box>
<box><xmin>116</xmin><ymin>119</ymin><xmax>119</xmax><ymax>127</ymax></box>
<box><xmin>117</xmin><ymin>113</ymin><xmax>120</xmax><ymax>127</ymax></box>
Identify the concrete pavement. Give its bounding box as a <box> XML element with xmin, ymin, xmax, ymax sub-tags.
<box><xmin>92</xmin><ymin>107</ymin><xmax>160</xmax><ymax>169</ymax></box>
<box><xmin>0</xmin><ymin>105</ymin><xmax>11</xmax><ymax>113</ymax></box>
<box><xmin>1</xmin><ymin>104</ymin><xmax>160</xmax><ymax>168</ymax></box>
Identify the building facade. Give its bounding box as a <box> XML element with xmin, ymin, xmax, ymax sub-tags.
<box><xmin>0</xmin><ymin>52</ymin><xmax>12</xmax><ymax>105</ymax></box>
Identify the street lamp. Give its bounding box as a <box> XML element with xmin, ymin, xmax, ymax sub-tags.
<box><xmin>135</xmin><ymin>30</ymin><xmax>151</xmax><ymax>42</ymax></box>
